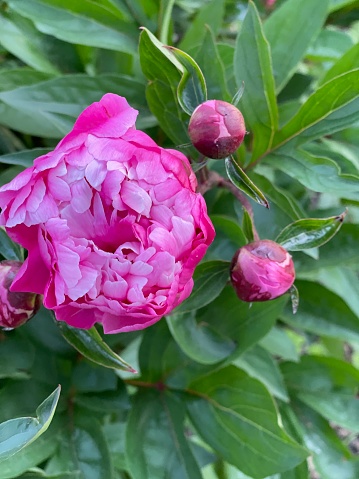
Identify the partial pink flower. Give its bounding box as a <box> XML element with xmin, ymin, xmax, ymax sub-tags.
<box><xmin>0</xmin><ymin>260</ymin><xmax>41</xmax><ymax>329</ymax></box>
<box><xmin>230</xmin><ymin>240</ymin><xmax>295</xmax><ymax>302</ymax></box>
<box><xmin>0</xmin><ymin>94</ymin><xmax>214</xmax><ymax>333</ymax></box>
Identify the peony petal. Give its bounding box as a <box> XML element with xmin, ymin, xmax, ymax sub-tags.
<box><xmin>121</xmin><ymin>181</ymin><xmax>152</xmax><ymax>217</ymax></box>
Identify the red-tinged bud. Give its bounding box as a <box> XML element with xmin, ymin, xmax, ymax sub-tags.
<box><xmin>0</xmin><ymin>260</ymin><xmax>41</xmax><ymax>329</ymax></box>
<box><xmin>188</xmin><ymin>100</ymin><xmax>246</xmax><ymax>159</ymax></box>
<box><xmin>230</xmin><ymin>240</ymin><xmax>295</xmax><ymax>302</ymax></box>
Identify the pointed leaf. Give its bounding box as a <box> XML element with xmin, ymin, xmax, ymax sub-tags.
<box><xmin>249</xmin><ymin>172</ymin><xmax>305</xmax><ymax>220</ymax></box>
<box><xmin>57</xmin><ymin>322</ymin><xmax>135</xmax><ymax>373</ymax></box>
<box><xmin>190</xmin><ymin>26</ymin><xmax>230</xmax><ymax>101</ymax></box>
<box><xmin>276</xmin><ymin>211</ymin><xmax>347</xmax><ymax>251</ymax></box>
<box><xmin>267</xmin><ymin>150</ymin><xmax>359</xmax><ymax>194</ymax></box>
<box><xmin>234</xmin><ymin>1</ymin><xmax>278</xmax><ymax>160</ymax></box>
<box><xmin>264</xmin><ymin>0</ymin><xmax>329</xmax><ymax>92</ymax></box>
<box><xmin>167</xmin><ymin>46</ymin><xmax>207</xmax><ymax>115</ymax></box>
<box><xmin>0</xmin><ymin>386</ymin><xmax>60</xmax><ymax>462</ymax></box>
<box><xmin>0</xmin><ymin>12</ymin><xmax>60</xmax><ymax>74</ymax></box>
<box><xmin>7</xmin><ymin>0</ymin><xmax>137</xmax><ymax>53</ymax></box>
<box><xmin>139</xmin><ymin>28</ymin><xmax>190</xmax><ymax>145</ymax></box>
<box><xmin>320</xmin><ymin>43</ymin><xmax>359</xmax><ymax>85</ymax></box>
<box><xmin>126</xmin><ymin>391</ymin><xmax>202</xmax><ymax>479</ymax></box>
<box><xmin>225</xmin><ymin>157</ymin><xmax>269</xmax><ymax>208</ymax></box>
<box><xmin>272</xmin><ymin>70</ymin><xmax>359</xmax><ymax>152</ymax></box>
<box><xmin>187</xmin><ymin>366</ymin><xmax>308</xmax><ymax>478</ymax></box>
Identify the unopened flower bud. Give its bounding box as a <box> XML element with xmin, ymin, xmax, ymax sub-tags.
<box><xmin>230</xmin><ymin>240</ymin><xmax>295</xmax><ymax>302</ymax></box>
<box><xmin>188</xmin><ymin>100</ymin><xmax>246</xmax><ymax>159</ymax></box>
<box><xmin>0</xmin><ymin>260</ymin><xmax>41</xmax><ymax>329</ymax></box>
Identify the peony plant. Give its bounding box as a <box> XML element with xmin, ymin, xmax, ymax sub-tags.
<box><xmin>0</xmin><ymin>1</ymin><xmax>358</xmax><ymax>479</ymax></box>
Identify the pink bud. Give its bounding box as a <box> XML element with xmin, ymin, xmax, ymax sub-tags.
<box><xmin>230</xmin><ymin>240</ymin><xmax>295</xmax><ymax>302</ymax></box>
<box><xmin>0</xmin><ymin>260</ymin><xmax>41</xmax><ymax>329</ymax></box>
<box><xmin>188</xmin><ymin>100</ymin><xmax>246</xmax><ymax>159</ymax></box>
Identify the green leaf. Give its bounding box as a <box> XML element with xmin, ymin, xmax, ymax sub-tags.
<box><xmin>139</xmin><ymin>28</ymin><xmax>189</xmax><ymax>145</ymax></box>
<box><xmin>126</xmin><ymin>390</ymin><xmax>202</xmax><ymax>479</ymax></box>
<box><xmin>276</xmin><ymin>211</ymin><xmax>347</xmax><ymax>251</ymax></box>
<box><xmin>0</xmin><ymin>74</ymin><xmax>152</xmax><ymax>138</ymax></box>
<box><xmin>0</xmin><ymin>427</ymin><xmax>59</xmax><ymax>479</ymax></box>
<box><xmin>175</xmin><ymin>260</ymin><xmax>230</xmax><ymax>313</ymax></box>
<box><xmin>280</xmin><ymin>280</ymin><xmax>359</xmax><ymax>343</ymax></box>
<box><xmin>187</xmin><ymin>366</ymin><xmax>308</xmax><ymax>478</ymax></box>
<box><xmin>289</xmin><ymin>401</ymin><xmax>359</xmax><ymax>479</ymax></box>
<box><xmin>264</xmin><ymin>0</ymin><xmax>329</xmax><ymax>92</ymax></box>
<box><xmin>0</xmin><ymin>386</ymin><xmax>60</xmax><ymax>462</ymax></box>
<box><xmin>320</xmin><ymin>43</ymin><xmax>359</xmax><ymax>85</ymax></box>
<box><xmin>0</xmin><ymin>69</ymin><xmax>54</xmax><ymax>93</ymax></box>
<box><xmin>179</xmin><ymin>0</ymin><xmax>225</xmax><ymax>51</ymax></box>
<box><xmin>329</xmin><ymin>0</ymin><xmax>359</xmax><ymax>12</ymax></box>
<box><xmin>0</xmin><ymin>227</ymin><xmax>23</xmax><ymax>260</ymax></box>
<box><xmin>267</xmin><ymin>150</ymin><xmax>359</xmax><ymax>194</ymax></box>
<box><xmin>310</xmin><ymin>266</ymin><xmax>359</xmax><ymax>319</ymax></box>
<box><xmin>7</xmin><ymin>0</ymin><xmax>137</xmax><ymax>54</ymax></box>
<box><xmin>138</xmin><ymin>321</ymin><xmax>210</xmax><ymax>388</ymax></box>
<box><xmin>0</xmin><ymin>336</ymin><xmax>34</xmax><ymax>379</ymax></box>
<box><xmin>282</xmin><ymin>355</ymin><xmax>359</xmax><ymax>432</ymax></box>
<box><xmin>167</xmin><ymin>311</ymin><xmax>236</xmax><ymax>364</ymax></box>
<box><xmin>48</xmin><ymin>416</ymin><xmax>113</xmax><ymax>479</ymax></box>
<box><xmin>74</xmin><ymin>381</ymin><xmax>130</xmax><ymax>413</ymax></box>
<box><xmin>294</xmin><ymin>224</ymin><xmax>359</xmax><ymax>272</ymax></box>
<box><xmin>139</xmin><ymin>27</ymin><xmax>182</xmax><ymax>82</ymax></box>
<box><xmin>167</xmin><ymin>46</ymin><xmax>207</xmax><ymax>115</ymax></box>
<box><xmin>249</xmin><ymin>172</ymin><xmax>306</xmax><ymax>220</ymax></box>
<box><xmin>0</xmin><ymin>148</ymin><xmax>52</xmax><ymax>168</ymax></box>
<box><xmin>103</xmin><ymin>421</ymin><xmax>127</xmax><ymax>472</ymax></box>
<box><xmin>189</xmin><ymin>27</ymin><xmax>230</xmax><ymax>101</ymax></box>
<box><xmin>307</xmin><ymin>28</ymin><xmax>354</xmax><ymax>61</ymax></box>
<box><xmin>225</xmin><ymin>157</ymin><xmax>269</xmax><ymax>208</ymax></box>
<box><xmin>0</xmin><ymin>12</ymin><xmax>60</xmax><ymax>74</ymax></box>
<box><xmin>57</xmin><ymin>322</ymin><xmax>135</xmax><ymax>372</ymax></box>
<box><xmin>234</xmin><ymin>0</ymin><xmax>278</xmax><ymax>160</ymax></box>
<box><xmin>210</xmin><ymin>215</ymin><xmax>247</xmax><ymax>247</ymax></box>
<box><xmin>272</xmin><ymin>70</ymin><xmax>359</xmax><ymax>151</ymax></box>
<box><xmin>235</xmin><ymin>345</ymin><xmax>289</xmax><ymax>401</ymax></box>
<box><xmin>197</xmin><ymin>285</ymin><xmax>288</xmax><ymax>360</ymax></box>
<box><xmin>259</xmin><ymin>327</ymin><xmax>299</xmax><ymax>362</ymax></box>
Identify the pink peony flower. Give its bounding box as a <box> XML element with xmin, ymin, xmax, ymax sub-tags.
<box><xmin>0</xmin><ymin>260</ymin><xmax>41</xmax><ymax>329</ymax></box>
<box><xmin>0</xmin><ymin>94</ymin><xmax>214</xmax><ymax>333</ymax></box>
<box><xmin>188</xmin><ymin>100</ymin><xmax>246</xmax><ymax>159</ymax></box>
<box><xmin>230</xmin><ymin>240</ymin><xmax>295</xmax><ymax>302</ymax></box>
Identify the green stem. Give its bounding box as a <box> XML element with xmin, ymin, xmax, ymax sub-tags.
<box><xmin>159</xmin><ymin>0</ymin><xmax>175</xmax><ymax>44</ymax></box>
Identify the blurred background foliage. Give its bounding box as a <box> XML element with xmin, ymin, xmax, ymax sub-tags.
<box><xmin>0</xmin><ymin>0</ymin><xmax>359</xmax><ymax>478</ymax></box>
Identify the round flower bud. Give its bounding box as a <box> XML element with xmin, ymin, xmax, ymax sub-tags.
<box><xmin>230</xmin><ymin>240</ymin><xmax>295</xmax><ymax>302</ymax></box>
<box><xmin>188</xmin><ymin>100</ymin><xmax>246</xmax><ymax>159</ymax></box>
<box><xmin>0</xmin><ymin>260</ymin><xmax>41</xmax><ymax>329</ymax></box>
